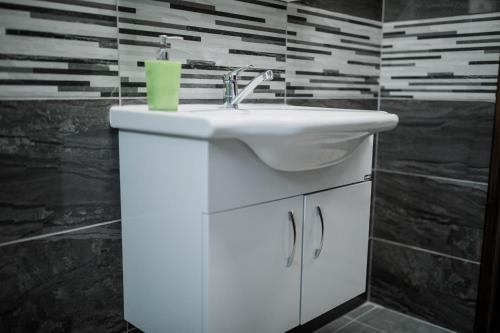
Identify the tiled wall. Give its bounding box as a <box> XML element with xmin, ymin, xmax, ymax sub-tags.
<box><xmin>286</xmin><ymin>0</ymin><xmax>383</xmax><ymax>110</ymax></box>
<box><xmin>0</xmin><ymin>0</ymin><xmax>383</xmax><ymax>331</ymax></box>
<box><xmin>1</xmin><ymin>0</ymin><xmax>498</xmax><ymax>332</ymax></box>
<box><xmin>0</xmin><ymin>0</ymin><xmax>120</xmax><ymax>98</ymax></box>
<box><xmin>370</xmin><ymin>0</ymin><xmax>499</xmax><ymax>332</ymax></box>
<box><xmin>117</xmin><ymin>0</ymin><xmax>287</xmax><ymax>102</ymax></box>
<box><xmin>286</xmin><ymin>4</ymin><xmax>381</xmax><ymax>100</ymax></box>
<box><xmin>381</xmin><ymin>12</ymin><xmax>500</xmax><ymax>100</ymax></box>
<box><xmin>0</xmin><ymin>0</ymin><xmax>286</xmax><ymax>331</ymax></box>
<box><xmin>0</xmin><ymin>0</ymin><xmax>124</xmax><ymax>330</ymax></box>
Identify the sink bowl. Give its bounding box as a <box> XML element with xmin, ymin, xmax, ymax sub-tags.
<box><xmin>110</xmin><ymin>104</ymin><xmax>398</xmax><ymax>171</ymax></box>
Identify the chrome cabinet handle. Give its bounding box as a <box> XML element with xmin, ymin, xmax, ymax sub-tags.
<box><xmin>314</xmin><ymin>206</ymin><xmax>325</xmax><ymax>259</ymax></box>
<box><xmin>286</xmin><ymin>211</ymin><xmax>297</xmax><ymax>267</ymax></box>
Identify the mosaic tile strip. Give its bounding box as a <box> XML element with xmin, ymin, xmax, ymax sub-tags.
<box><xmin>0</xmin><ymin>0</ymin><xmax>119</xmax><ymax>98</ymax></box>
<box><xmin>286</xmin><ymin>3</ymin><xmax>382</xmax><ymax>99</ymax></box>
<box><xmin>380</xmin><ymin>12</ymin><xmax>500</xmax><ymax>101</ymax></box>
<box><xmin>117</xmin><ymin>0</ymin><xmax>287</xmax><ymax>103</ymax></box>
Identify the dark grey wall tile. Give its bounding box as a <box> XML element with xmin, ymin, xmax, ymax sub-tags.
<box><xmin>0</xmin><ymin>222</ymin><xmax>125</xmax><ymax>333</ymax></box>
<box><xmin>0</xmin><ymin>100</ymin><xmax>120</xmax><ymax>243</ymax></box>
<box><xmin>370</xmin><ymin>240</ymin><xmax>479</xmax><ymax>333</ymax></box>
<box><xmin>296</xmin><ymin>0</ymin><xmax>383</xmax><ymax>21</ymax></box>
<box><xmin>287</xmin><ymin>98</ymin><xmax>378</xmax><ymax>110</ymax></box>
<box><xmin>377</xmin><ymin>99</ymin><xmax>495</xmax><ymax>182</ymax></box>
<box><xmin>384</xmin><ymin>0</ymin><xmax>500</xmax><ymax>22</ymax></box>
<box><xmin>372</xmin><ymin>171</ymin><xmax>487</xmax><ymax>261</ymax></box>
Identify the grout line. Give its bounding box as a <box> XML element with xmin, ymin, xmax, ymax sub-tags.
<box><xmin>371</xmin><ymin>237</ymin><xmax>481</xmax><ymax>265</ymax></box>
<box><xmin>369</xmin><ymin>0</ymin><xmax>384</xmax><ymax>301</ymax></box>
<box><xmin>284</xmin><ymin>3</ymin><xmax>288</xmax><ymax>105</ymax></box>
<box><xmin>367</xmin><ymin>135</ymin><xmax>379</xmax><ymax>300</ymax></box>
<box><xmin>332</xmin><ymin>317</ymin><xmax>356</xmax><ymax>332</ymax></box>
<box><xmin>0</xmin><ymin>219</ymin><xmax>121</xmax><ymax>248</ymax></box>
<box><xmin>352</xmin><ymin>320</ymin><xmax>386</xmax><ymax>333</ymax></box>
<box><xmin>352</xmin><ymin>302</ymin><xmax>457</xmax><ymax>333</ymax></box>
<box><xmin>345</xmin><ymin>302</ymin><xmax>381</xmax><ymax>320</ymax></box>
<box><xmin>376</xmin><ymin>0</ymin><xmax>385</xmax><ymax>111</ymax></box>
<box><xmin>375</xmin><ymin>168</ymin><xmax>489</xmax><ymax>186</ymax></box>
<box><xmin>116</xmin><ymin>0</ymin><xmax>122</xmax><ymax>105</ymax></box>
<box><xmin>334</xmin><ymin>306</ymin><xmax>381</xmax><ymax>332</ymax></box>
<box><xmin>350</xmin><ymin>303</ymin><xmax>382</xmax><ymax>321</ymax></box>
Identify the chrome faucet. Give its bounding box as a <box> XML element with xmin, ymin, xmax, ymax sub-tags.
<box><xmin>222</xmin><ymin>65</ymin><xmax>274</xmax><ymax>109</ymax></box>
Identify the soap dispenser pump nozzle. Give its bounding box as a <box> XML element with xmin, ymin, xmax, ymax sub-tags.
<box><xmin>158</xmin><ymin>34</ymin><xmax>183</xmax><ymax>60</ymax></box>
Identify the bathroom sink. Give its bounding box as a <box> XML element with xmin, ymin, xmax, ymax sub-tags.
<box><xmin>110</xmin><ymin>104</ymin><xmax>398</xmax><ymax>171</ymax></box>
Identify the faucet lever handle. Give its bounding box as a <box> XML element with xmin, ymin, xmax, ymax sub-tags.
<box><xmin>223</xmin><ymin>64</ymin><xmax>254</xmax><ymax>81</ymax></box>
<box><xmin>159</xmin><ymin>35</ymin><xmax>183</xmax><ymax>46</ymax></box>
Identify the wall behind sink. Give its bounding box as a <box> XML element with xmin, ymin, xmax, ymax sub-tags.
<box><xmin>369</xmin><ymin>0</ymin><xmax>499</xmax><ymax>332</ymax></box>
<box><xmin>0</xmin><ymin>0</ymin><xmax>387</xmax><ymax>330</ymax></box>
<box><xmin>286</xmin><ymin>0</ymin><xmax>383</xmax><ymax>109</ymax></box>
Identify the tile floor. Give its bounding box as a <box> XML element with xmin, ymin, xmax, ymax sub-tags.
<box><xmin>126</xmin><ymin>302</ymin><xmax>456</xmax><ymax>333</ymax></box>
<box><xmin>314</xmin><ymin>302</ymin><xmax>456</xmax><ymax>333</ymax></box>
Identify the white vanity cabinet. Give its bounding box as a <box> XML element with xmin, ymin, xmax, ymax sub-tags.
<box><xmin>117</xmin><ymin>131</ymin><xmax>374</xmax><ymax>333</ymax></box>
<box><xmin>206</xmin><ymin>182</ymin><xmax>371</xmax><ymax>332</ymax></box>
<box><xmin>301</xmin><ymin>182</ymin><xmax>372</xmax><ymax>323</ymax></box>
<box><xmin>206</xmin><ymin>196</ymin><xmax>303</xmax><ymax>333</ymax></box>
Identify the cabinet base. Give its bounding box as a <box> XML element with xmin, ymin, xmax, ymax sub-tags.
<box><xmin>287</xmin><ymin>293</ymin><xmax>367</xmax><ymax>333</ymax></box>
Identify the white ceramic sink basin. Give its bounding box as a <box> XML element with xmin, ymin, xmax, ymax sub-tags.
<box><xmin>110</xmin><ymin>104</ymin><xmax>398</xmax><ymax>171</ymax></box>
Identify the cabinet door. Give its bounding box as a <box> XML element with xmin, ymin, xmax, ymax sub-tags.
<box><xmin>206</xmin><ymin>196</ymin><xmax>303</xmax><ymax>333</ymax></box>
<box><xmin>301</xmin><ymin>182</ymin><xmax>372</xmax><ymax>324</ymax></box>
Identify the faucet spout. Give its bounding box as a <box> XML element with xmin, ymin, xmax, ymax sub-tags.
<box><xmin>230</xmin><ymin>70</ymin><xmax>273</xmax><ymax>108</ymax></box>
<box><xmin>222</xmin><ymin>67</ymin><xmax>274</xmax><ymax>109</ymax></box>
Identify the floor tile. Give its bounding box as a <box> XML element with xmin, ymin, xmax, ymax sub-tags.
<box><xmin>345</xmin><ymin>303</ymin><xmax>376</xmax><ymax>319</ymax></box>
<box><xmin>314</xmin><ymin>316</ymin><xmax>352</xmax><ymax>333</ymax></box>
<box><xmin>358</xmin><ymin>308</ymin><xmax>455</xmax><ymax>333</ymax></box>
<box><xmin>336</xmin><ymin>321</ymin><xmax>383</xmax><ymax>333</ymax></box>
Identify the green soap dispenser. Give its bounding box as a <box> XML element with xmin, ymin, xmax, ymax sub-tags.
<box><xmin>145</xmin><ymin>35</ymin><xmax>182</xmax><ymax>111</ymax></box>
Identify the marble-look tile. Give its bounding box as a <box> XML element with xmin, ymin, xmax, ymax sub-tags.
<box><xmin>377</xmin><ymin>99</ymin><xmax>495</xmax><ymax>182</ymax></box>
<box><xmin>296</xmin><ymin>0</ymin><xmax>383</xmax><ymax>21</ymax></box>
<box><xmin>0</xmin><ymin>0</ymin><xmax>119</xmax><ymax>98</ymax></box>
<box><xmin>384</xmin><ymin>0</ymin><xmax>500</xmax><ymax>21</ymax></box>
<box><xmin>359</xmin><ymin>308</ymin><xmax>454</xmax><ymax>333</ymax></box>
<box><xmin>286</xmin><ymin>4</ymin><xmax>381</xmax><ymax>100</ymax></box>
<box><xmin>0</xmin><ymin>100</ymin><xmax>121</xmax><ymax>243</ymax></box>
<box><xmin>118</xmin><ymin>0</ymin><xmax>286</xmax><ymax>101</ymax></box>
<box><xmin>380</xmin><ymin>13</ymin><xmax>499</xmax><ymax>102</ymax></box>
<box><xmin>372</xmin><ymin>171</ymin><xmax>487</xmax><ymax>261</ymax></box>
<box><xmin>370</xmin><ymin>240</ymin><xmax>479</xmax><ymax>333</ymax></box>
<box><xmin>287</xmin><ymin>98</ymin><xmax>378</xmax><ymax>110</ymax></box>
<box><xmin>0</xmin><ymin>222</ymin><xmax>125</xmax><ymax>332</ymax></box>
